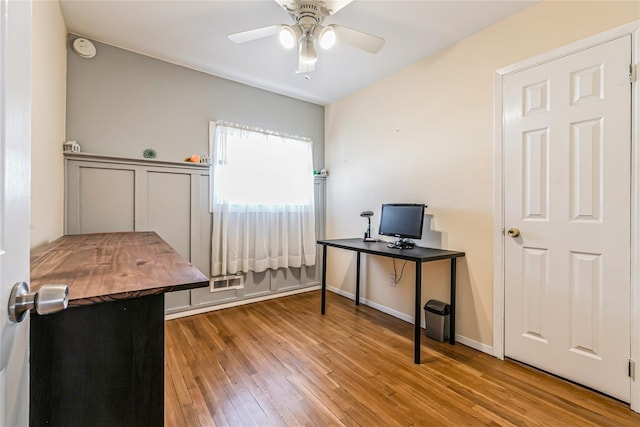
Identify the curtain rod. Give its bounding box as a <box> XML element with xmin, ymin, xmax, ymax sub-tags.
<box><xmin>214</xmin><ymin>120</ymin><xmax>312</xmax><ymax>143</ymax></box>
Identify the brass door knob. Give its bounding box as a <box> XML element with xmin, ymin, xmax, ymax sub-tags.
<box><xmin>507</xmin><ymin>228</ymin><xmax>520</xmax><ymax>238</ymax></box>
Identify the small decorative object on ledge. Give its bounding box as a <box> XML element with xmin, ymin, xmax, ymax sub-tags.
<box><xmin>142</xmin><ymin>148</ymin><xmax>157</xmax><ymax>159</ymax></box>
<box><xmin>199</xmin><ymin>154</ymin><xmax>210</xmax><ymax>165</ymax></box>
<box><xmin>184</xmin><ymin>154</ymin><xmax>201</xmax><ymax>163</ymax></box>
<box><xmin>63</xmin><ymin>141</ymin><xmax>81</xmax><ymax>153</ymax></box>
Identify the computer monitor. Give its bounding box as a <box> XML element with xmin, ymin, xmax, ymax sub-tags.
<box><xmin>378</xmin><ymin>203</ymin><xmax>425</xmax><ymax>240</ymax></box>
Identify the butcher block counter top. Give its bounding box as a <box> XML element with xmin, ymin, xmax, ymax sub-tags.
<box><xmin>30</xmin><ymin>231</ymin><xmax>209</xmax><ymax>306</ymax></box>
<box><xmin>29</xmin><ymin>231</ymin><xmax>208</xmax><ymax>425</ymax></box>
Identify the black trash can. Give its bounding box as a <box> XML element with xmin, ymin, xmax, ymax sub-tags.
<box><xmin>424</xmin><ymin>299</ymin><xmax>450</xmax><ymax>342</ymax></box>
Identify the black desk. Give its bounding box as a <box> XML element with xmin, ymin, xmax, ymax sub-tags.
<box><xmin>317</xmin><ymin>238</ymin><xmax>465</xmax><ymax>364</ymax></box>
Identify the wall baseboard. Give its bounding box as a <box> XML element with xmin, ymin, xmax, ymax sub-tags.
<box><xmin>454</xmin><ymin>334</ymin><xmax>493</xmax><ymax>354</ymax></box>
<box><xmin>327</xmin><ymin>286</ymin><xmax>493</xmax><ymax>356</ymax></box>
<box><xmin>164</xmin><ymin>285</ymin><xmax>321</xmax><ymax>320</ymax></box>
<box><xmin>328</xmin><ymin>286</ymin><xmax>415</xmax><ymax>324</ymax></box>
<box><xmin>165</xmin><ymin>285</ymin><xmax>494</xmax><ymax>356</ymax></box>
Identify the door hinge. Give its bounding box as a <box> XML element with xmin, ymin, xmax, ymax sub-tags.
<box><xmin>629</xmin><ymin>359</ymin><xmax>635</xmax><ymax>380</ymax></box>
<box><xmin>631</xmin><ymin>64</ymin><xmax>637</xmax><ymax>83</ymax></box>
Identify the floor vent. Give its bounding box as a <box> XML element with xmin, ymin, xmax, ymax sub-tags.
<box><xmin>210</xmin><ymin>275</ymin><xmax>244</xmax><ymax>293</ymax></box>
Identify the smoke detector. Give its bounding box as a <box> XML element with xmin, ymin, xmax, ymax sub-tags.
<box><xmin>72</xmin><ymin>38</ymin><xmax>96</xmax><ymax>59</ymax></box>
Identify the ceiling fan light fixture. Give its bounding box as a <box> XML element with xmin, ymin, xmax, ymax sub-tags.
<box><xmin>317</xmin><ymin>25</ymin><xmax>336</xmax><ymax>50</ymax></box>
<box><xmin>299</xmin><ymin>36</ymin><xmax>318</xmax><ymax>64</ymax></box>
<box><xmin>279</xmin><ymin>25</ymin><xmax>301</xmax><ymax>49</ymax></box>
<box><xmin>226</xmin><ymin>0</ymin><xmax>385</xmax><ymax>75</ymax></box>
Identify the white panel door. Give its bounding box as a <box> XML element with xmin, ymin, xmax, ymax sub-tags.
<box><xmin>0</xmin><ymin>0</ymin><xmax>32</xmax><ymax>424</ymax></box>
<box><xmin>504</xmin><ymin>36</ymin><xmax>631</xmax><ymax>401</ymax></box>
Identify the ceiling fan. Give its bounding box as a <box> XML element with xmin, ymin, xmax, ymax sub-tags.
<box><xmin>227</xmin><ymin>0</ymin><xmax>385</xmax><ymax>74</ymax></box>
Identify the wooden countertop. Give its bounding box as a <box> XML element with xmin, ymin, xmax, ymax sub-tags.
<box><xmin>30</xmin><ymin>232</ymin><xmax>209</xmax><ymax>307</ymax></box>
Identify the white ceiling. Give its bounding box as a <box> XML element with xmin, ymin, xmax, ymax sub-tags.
<box><xmin>60</xmin><ymin>0</ymin><xmax>538</xmax><ymax>105</ymax></box>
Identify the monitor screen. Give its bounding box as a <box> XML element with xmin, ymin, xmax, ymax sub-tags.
<box><xmin>378</xmin><ymin>204</ymin><xmax>425</xmax><ymax>239</ymax></box>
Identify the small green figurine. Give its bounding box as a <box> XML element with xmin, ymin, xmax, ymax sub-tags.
<box><xmin>143</xmin><ymin>148</ymin><xmax>157</xmax><ymax>159</ymax></box>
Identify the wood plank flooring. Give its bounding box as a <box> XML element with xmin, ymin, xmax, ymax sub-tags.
<box><xmin>165</xmin><ymin>291</ymin><xmax>640</xmax><ymax>426</ymax></box>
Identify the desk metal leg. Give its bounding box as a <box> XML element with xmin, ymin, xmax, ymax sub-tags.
<box><xmin>449</xmin><ymin>257</ymin><xmax>456</xmax><ymax>345</ymax></box>
<box><xmin>355</xmin><ymin>251</ymin><xmax>361</xmax><ymax>306</ymax></box>
<box><xmin>414</xmin><ymin>260</ymin><xmax>422</xmax><ymax>364</ymax></box>
<box><xmin>321</xmin><ymin>245</ymin><xmax>327</xmax><ymax>315</ymax></box>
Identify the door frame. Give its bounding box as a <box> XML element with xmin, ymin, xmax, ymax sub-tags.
<box><xmin>493</xmin><ymin>20</ymin><xmax>640</xmax><ymax>412</ymax></box>
<box><xmin>1</xmin><ymin>0</ymin><xmax>32</xmax><ymax>424</ymax></box>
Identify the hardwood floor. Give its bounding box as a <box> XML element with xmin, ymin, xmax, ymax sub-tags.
<box><xmin>165</xmin><ymin>291</ymin><xmax>640</xmax><ymax>426</ymax></box>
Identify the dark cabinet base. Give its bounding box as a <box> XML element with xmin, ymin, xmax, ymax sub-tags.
<box><xmin>30</xmin><ymin>294</ymin><xmax>164</xmax><ymax>426</ymax></box>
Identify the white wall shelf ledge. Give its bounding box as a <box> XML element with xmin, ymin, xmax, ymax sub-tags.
<box><xmin>63</xmin><ymin>151</ymin><xmax>211</xmax><ymax>170</ymax></box>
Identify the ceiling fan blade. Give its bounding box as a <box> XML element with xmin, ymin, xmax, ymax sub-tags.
<box><xmin>227</xmin><ymin>25</ymin><xmax>282</xmax><ymax>44</ymax></box>
<box><xmin>274</xmin><ymin>0</ymin><xmax>294</xmax><ymax>13</ymax></box>
<box><xmin>322</xmin><ymin>0</ymin><xmax>354</xmax><ymax>15</ymax></box>
<box><xmin>333</xmin><ymin>25</ymin><xmax>384</xmax><ymax>54</ymax></box>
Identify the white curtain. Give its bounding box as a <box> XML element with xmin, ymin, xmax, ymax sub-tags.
<box><xmin>210</xmin><ymin>121</ymin><xmax>316</xmax><ymax>276</ymax></box>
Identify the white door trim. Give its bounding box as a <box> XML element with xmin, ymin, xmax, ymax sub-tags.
<box><xmin>493</xmin><ymin>20</ymin><xmax>640</xmax><ymax>412</ymax></box>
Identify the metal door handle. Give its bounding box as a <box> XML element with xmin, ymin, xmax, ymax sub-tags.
<box><xmin>507</xmin><ymin>227</ymin><xmax>520</xmax><ymax>238</ymax></box>
<box><xmin>8</xmin><ymin>282</ymin><xmax>68</xmax><ymax>323</ymax></box>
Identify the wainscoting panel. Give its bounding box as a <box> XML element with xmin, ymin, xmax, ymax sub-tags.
<box><xmin>64</xmin><ymin>153</ymin><xmax>325</xmax><ymax>315</ymax></box>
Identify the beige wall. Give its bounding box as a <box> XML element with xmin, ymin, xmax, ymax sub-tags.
<box><xmin>324</xmin><ymin>1</ymin><xmax>639</xmax><ymax>348</ymax></box>
<box><xmin>31</xmin><ymin>0</ymin><xmax>67</xmax><ymax>248</ymax></box>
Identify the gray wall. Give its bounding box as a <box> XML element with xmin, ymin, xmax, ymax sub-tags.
<box><xmin>66</xmin><ymin>35</ymin><xmax>325</xmax><ymax>168</ymax></box>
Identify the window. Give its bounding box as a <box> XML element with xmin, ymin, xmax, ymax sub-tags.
<box><xmin>209</xmin><ymin>121</ymin><xmax>316</xmax><ymax>276</ymax></box>
<box><xmin>211</xmin><ymin>123</ymin><xmax>314</xmax><ymax>207</ymax></box>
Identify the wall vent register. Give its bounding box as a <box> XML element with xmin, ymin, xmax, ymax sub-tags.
<box><xmin>210</xmin><ymin>275</ymin><xmax>244</xmax><ymax>292</ymax></box>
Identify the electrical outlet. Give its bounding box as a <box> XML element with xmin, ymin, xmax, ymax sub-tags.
<box><xmin>390</xmin><ymin>273</ymin><xmax>396</xmax><ymax>287</ymax></box>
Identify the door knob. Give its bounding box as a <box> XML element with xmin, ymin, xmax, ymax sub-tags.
<box><xmin>507</xmin><ymin>227</ymin><xmax>521</xmax><ymax>238</ymax></box>
<box><xmin>8</xmin><ymin>281</ymin><xmax>68</xmax><ymax>323</ymax></box>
